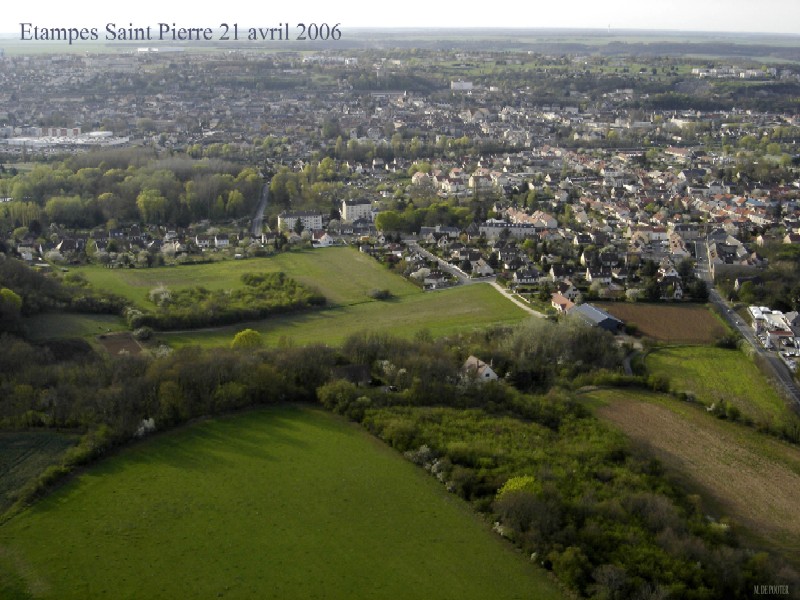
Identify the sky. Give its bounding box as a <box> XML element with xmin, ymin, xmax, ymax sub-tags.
<box><xmin>2</xmin><ymin>0</ymin><xmax>799</xmax><ymax>36</ymax></box>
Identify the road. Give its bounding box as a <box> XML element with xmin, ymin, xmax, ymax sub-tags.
<box><xmin>405</xmin><ymin>240</ymin><xmax>546</xmax><ymax>317</ymax></box>
<box><xmin>250</xmin><ymin>181</ymin><xmax>270</xmax><ymax>237</ymax></box>
<box><xmin>695</xmin><ymin>240</ymin><xmax>800</xmax><ymax>409</ymax></box>
<box><xmin>405</xmin><ymin>241</ymin><xmax>486</xmax><ymax>286</ymax></box>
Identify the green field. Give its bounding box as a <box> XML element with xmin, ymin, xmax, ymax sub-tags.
<box><xmin>23</xmin><ymin>313</ymin><xmax>127</xmax><ymax>343</ymax></box>
<box><xmin>60</xmin><ymin>248</ymin><xmax>528</xmax><ymax>347</ymax></box>
<box><xmin>73</xmin><ymin>247</ymin><xmax>420</xmax><ymax>309</ymax></box>
<box><xmin>0</xmin><ymin>407</ymin><xmax>562</xmax><ymax>600</ymax></box>
<box><xmin>160</xmin><ymin>282</ymin><xmax>527</xmax><ymax>347</ymax></box>
<box><xmin>583</xmin><ymin>388</ymin><xmax>800</xmax><ymax>563</ymax></box>
<box><xmin>0</xmin><ymin>432</ymin><xmax>78</xmax><ymax>515</ymax></box>
<box><xmin>645</xmin><ymin>345</ymin><xmax>796</xmax><ymax>428</ymax></box>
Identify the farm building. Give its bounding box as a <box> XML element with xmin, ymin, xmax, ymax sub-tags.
<box><xmin>568</xmin><ymin>303</ymin><xmax>624</xmax><ymax>333</ymax></box>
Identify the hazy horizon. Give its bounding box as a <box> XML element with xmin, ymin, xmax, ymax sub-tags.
<box><xmin>2</xmin><ymin>1</ymin><xmax>799</xmax><ymax>37</ymax></box>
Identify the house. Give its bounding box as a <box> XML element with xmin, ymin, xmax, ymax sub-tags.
<box><xmin>555</xmin><ymin>280</ymin><xmax>579</xmax><ymax>301</ymax></box>
<box><xmin>784</xmin><ymin>233</ymin><xmax>800</xmax><ymax>245</ymax></box>
<box><xmin>472</xmin><ymin>259</ymin><xmax>495</xmax><ymax>277</ymax></box>
<box><xmin>312</xmin><ymin>230</ymin><xmax>334</xmax><ymax>248</ymax></box>
<box><xmin>549</xmin><ymin>264</ymin><xmax>575</xmax><ymax>282</ymax></box>
<box><xmin>551</xmin><ymin>292</ymin><xmax>575</xmax><ymax>314</ymax></box>
<box><xmin>586</xmin><ymin>267</ymin><xmax>613</xmax><ymax>285</ymax></box>
<box><xmin>462</xmin><ymin>355</ymin><xmax>498</xmax><ymax>382</ymax></box>
<box><xmin>568</xmin><ymin>303</ymin><xmax>624</xmax><ymax>333</ymax></box>
<box><xmin>659</xmin><ymin>276</ymin><xmax>684</xmax><ymax>300</ymax></box>
<box><xmin>766</xmin><ymin>329</ymin><xmax>795</xmax><ymax>351</ymax></box>
<box><xmin>513</xmin><ymin>268</ymin><xmax>542</xmax><ymax>286</ymax></box>
<box><xmin>423</xmin><ymin>270</ymin><xmax>449</xmax><ymax>289</ymax></box>
<box><xmin>214</xmin><ymin>234</ymin><xmax>230</xmax><ymax>249</ymax></box>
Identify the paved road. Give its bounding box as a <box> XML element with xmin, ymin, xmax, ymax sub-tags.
<box><xmin>695</xmin><ymin>240</ymin><xmax>800</xmax><ymax>410</ymax></box>
<box><xmin>250</xmin><ymin>182</ymin><xmax>270</xmax><ymax>237</ymax></box>
<box><xmin>405</xmin><ymin>241</ymin><xmax>487</xmax><ymax>286</ymax></box>
<box><xmin>405</xmin><ymin>240</ymin><xmax>545</xmax><ymax>316</ymax></box>
<box><xmin>710</xmin><ymin>288</ymin><xmax>800</xmax><ymax>409</ymax></box>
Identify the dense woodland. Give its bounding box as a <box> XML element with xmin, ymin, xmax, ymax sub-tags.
<box><xmin>0</xmin><ymin>255</ymin><xmax>797</xmax><ymax>598</ymax></box>
<box><xmin>0</xmin><ymin>149</ymin><xmax>263</xmax><ymax>229</ymax></box>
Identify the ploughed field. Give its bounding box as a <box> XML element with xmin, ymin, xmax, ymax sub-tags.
<box><xmin>584</xmin><ymin>389</ymin><xmax>800</xmax><ymax>564</ymax></box>
<box><xmin>595</xmin><ymin>302</ymin><xmax>727</xmax><ymax>344</ymax></box>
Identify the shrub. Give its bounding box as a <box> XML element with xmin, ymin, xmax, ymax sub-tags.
<box><xmin>496</xmin><ymin>475</ymin><xmax>539</xmax><ymax>499</ymax></box>
<box><xmin>367</xmin><ymin>288</ymin><xmax>392</xmax><ymax>300</ymax></box>
<box><xmin>317</xmin><ymin>379</ymin><xmax>360</xmax><ymax>413</ymax></box>
<box><xmin>381</xmin><ymin>418</ymin><xmax>418</xmax><ymax>451</ymax></box>
<box><xmin>231</xmin><ymin>328</ymin><xmax>263</xmax><ymax>349</ymax></box>
<box><xmin>133</xmin><ymin>327</ymin><xmax>153</xmax><ymax>341</ymax></box>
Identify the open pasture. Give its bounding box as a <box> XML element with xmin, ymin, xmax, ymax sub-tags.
<box><xmin>160</xmin><ymin>281</ymin><xmax>527</xmax><ymax>347</ymax></box>
<box><xmin>23</xmin><ymin>313</ymin><xmax>127</xmax><ymax>343</ymax></box>
<box><xmin>73</xmin><ymin>247</ymin><xmax>419</xmax><ymax>309</ymax></box>
<box><xmin>0</xmin><ymin>407</ymin><xmax>562</xmax><ymax>599</ymax></box>
<box><xmin>68</xmin><ymin>248</ymin><xmax>528</xmax><ymax>347</ymax></box>
<box><xmin>645</xmin><ymin>345</ymin><xmax>795</xmax><ymax>428</ymax></box>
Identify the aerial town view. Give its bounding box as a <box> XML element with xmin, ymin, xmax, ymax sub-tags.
<box><xmin>1</xmin><ymin>2</ymin><xmax>800</xmax><ymax>598</ymax></box>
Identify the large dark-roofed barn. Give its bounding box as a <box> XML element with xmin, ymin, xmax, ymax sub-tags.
<box><xmin>569</xmin><ymin>303</ymin><xmax>624</xmax><ymax>333</ymax></box>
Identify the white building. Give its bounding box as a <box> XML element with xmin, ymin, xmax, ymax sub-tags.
<box><xmin>341</xmin><ymin>199</ymin><xmax>373</xmax><ymax>222</ymax></box>
<box><xmin>278</xmin><ymin>211</ymin><xmax>323</xmax><ymax>232</ymax></box>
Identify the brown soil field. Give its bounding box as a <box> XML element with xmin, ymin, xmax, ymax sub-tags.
<box><xmin>96</xmin><ymin>332</ymin><xmax>142</xmax><ymax>356</ymax></box>
<box><xmin>595</xmin><ymin>302</ymin><xmax>727</xmax><ymax>343</ymax></box>
<box><xmin>590</xmin><ymin>390</ymin><xmax>800</xmax><ymax>563</ymax></box>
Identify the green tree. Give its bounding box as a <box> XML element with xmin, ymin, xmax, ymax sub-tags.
<box><xmin>231</xmin><ymin>328</ymin><xmax>263</xmax><ymax>350</ymax></box>
<box><xmin>688</xmin><ymin>279</ymin><xmax>709</xmax><ymax>302</ymax></box>
<box><xmin>226</xmin><ymin>189</ymin><xmax>245</xmax><ymax>217</ymax></box>
<box><xmin>136</xmin><ymin>189</ymin><xmax>168</xmax><ymax>224</ymax></box>
<box><xmin>550</xmin><ymin>546</ymin><xmax>591</xmax><ymax>595</ymax></box>
<box><xmin>45</xmin><ymin>196</ymin><xmax>88</xmax><ymax>228</ymax></box>
<box><xmin>643</xmin><ymin>279</ymin><xmax>662</xmax><ymax>302</ymax></box>
<box><xmin>0</xmin><ymin>288</ymin><xmax>23</xmax><ymax>332</ymax></box>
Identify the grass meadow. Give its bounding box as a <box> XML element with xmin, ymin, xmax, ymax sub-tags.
<box><xmin>645</xmin><ymin>345</ymin><xmax>796</xmax><ymax>429</ymax></box>
<box><xmin>44</xmin><ymin>248</ymin><xmax>528</xmax><ymax>347</ymax></box>
<box><xmin>583</xmin><ymin>388</ymin><xmax>800</xmax><ymax>564</ymax></box>
<box><xmin>73</xmin><ymin>247</ymin><xmax>420</xmax><ymax>309</ymax></box>
<box><xmin>0</xmin><ymin>407</ymin><xmax>563</xmax><ymax>600</ymax></box>
<box><xmin>160</xmin><ymin>282</ymin><xmax>527</xmax><ymax>347</ymax></box>
<box><xmin>23</xmin><ymin>313</ymin><xmax>127</xmax><ymax>343</ymax></box>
